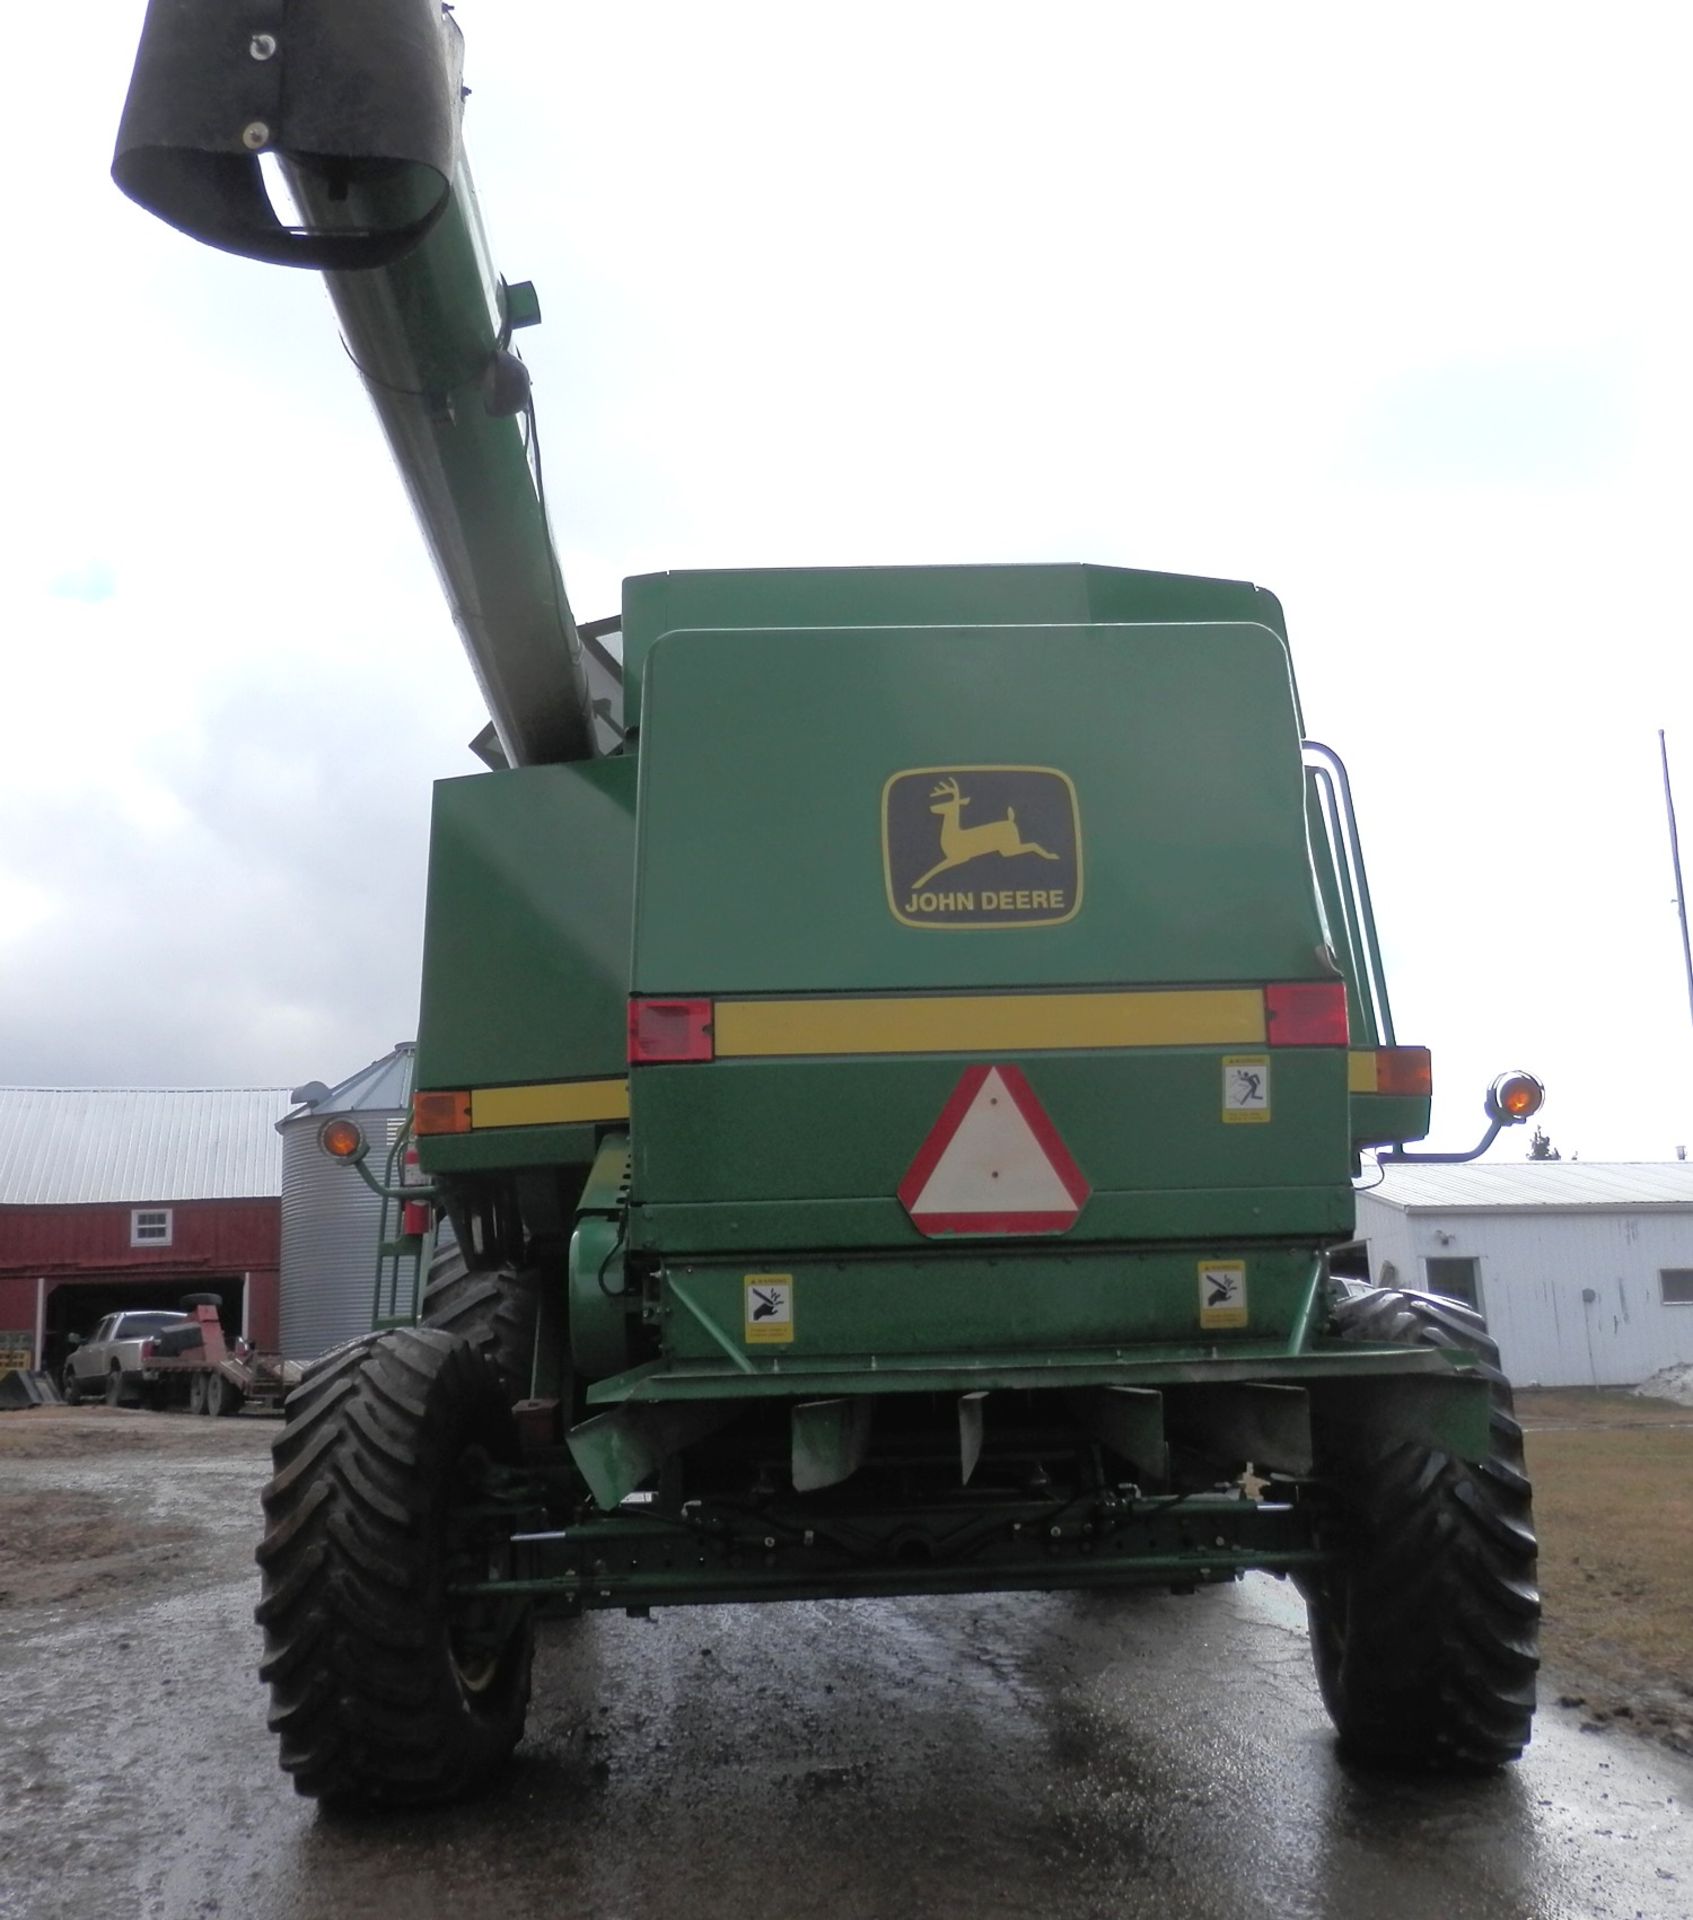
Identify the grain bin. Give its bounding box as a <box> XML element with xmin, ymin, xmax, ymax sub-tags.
<box><xmin>277</xmin><ymin>1044</ymin><xmax>415</xmax><ymax>1361</ymax></box>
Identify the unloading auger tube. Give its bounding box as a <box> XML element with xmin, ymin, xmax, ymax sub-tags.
<box><xmin>113</xmin><ymin>0</ymin><xmax>596</xmax><ymax>770</ymax></box>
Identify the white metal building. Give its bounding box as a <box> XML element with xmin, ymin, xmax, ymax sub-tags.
<box><xmin>1352</xmin><ymin>1162</ymin><xmax>1693</xmax><ymax>1388</ymax></box>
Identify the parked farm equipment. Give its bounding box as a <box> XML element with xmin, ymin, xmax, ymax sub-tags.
<box><xmin>116</xmin><ymin>0</ymin><xmax>1546</xmax><ymax>1806</ymax></box>
<box><xmin>139</xmin><ymin>1296</ymin><xmax>299</xmax><ymax>1416</ymax></box>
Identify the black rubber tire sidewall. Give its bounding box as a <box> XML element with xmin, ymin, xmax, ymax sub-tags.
<box><xmin>255</xmin><ymin>1328</ymin><xmax>533</xmax><ymax>1806</ymax></box>
<box><xmin>1301</xmin><ymin>1286</ymin><xmax>1539</xmax><ymax>1769</ymax></box>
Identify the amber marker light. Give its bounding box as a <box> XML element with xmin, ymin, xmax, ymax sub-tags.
<box><xmin>1375</xmin><ymin>1047</ymin><xmax>1433</xmax><ymax>1097</ymax></box>
<box><xmin>1486</xmin><ymin>1071</ymin><xmax>1545</xmax><ymax>1125</ymax></box>
<box><xmin>317</xmin><ymin>1116</ymin><xmax>368</xmax><ymax>1162</ymax></box>
<box><xmin>413</xmin><ymin>1090</ymin><xmax>473</xmax><ymax>1136</ymax></box>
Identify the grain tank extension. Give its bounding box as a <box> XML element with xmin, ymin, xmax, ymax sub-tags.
<box><xmin>116</xmin><ymin>0</ymin><xmax>1546</xmax><ymax>1807</ymax></box>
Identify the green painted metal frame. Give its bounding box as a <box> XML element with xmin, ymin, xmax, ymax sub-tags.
<box><xmin>369</xmin><ymin>1121</ymin><xmax>430</xmax><ymax>1330</ymax></box>
<box><xmin>645</xmin><ymin>1245</ymin><xmax>1325</xmax><ymax>1363</ymax></box>
<box><xmin>467</xmin><ymin>1490</ymin><xmax>1324</xmax><ymax>1614</ymax></box>
<box><xmin>586</xmin><ymin>1336</ymin><xmax>1480</xmax><ymax>1400</ymax></box>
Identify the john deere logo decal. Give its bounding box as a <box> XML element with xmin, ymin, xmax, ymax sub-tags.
<box><xmin>883</xmin><ymin>766</ymin><xmax>1082</xmax><ymax>928</ymax></box>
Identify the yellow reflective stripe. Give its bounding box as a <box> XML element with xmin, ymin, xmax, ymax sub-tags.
<box><xmin>470</xmin><ymin>1079</ymin><xmax>630</xmax><ymax>1129</ymax></box>
<box><xmin>714</xmin><ymin>989</ymin><xmax>1266</xmax><ymax>1059</ymax></box>
<box><xmin>1347</xmin><ymin>1050</ymin><xmax>1380</xmax><ymax>1093</ymax></box>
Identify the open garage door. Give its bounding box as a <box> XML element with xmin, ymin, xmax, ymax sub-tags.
<box><xmin>42</xmin><ymin>1276</ymin><xmax>246</xmax><ymax>1380</ymax></box>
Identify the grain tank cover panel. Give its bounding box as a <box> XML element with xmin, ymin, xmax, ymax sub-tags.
<box><xmin>417</xmin><ymin>760</ymin><xmax>636</xmax><ymax>1094</ymax></box>
<box><xmin>620</xmin><ymin>563</ymin><xmax>1290</xmax><ymax>732</ymax></box>
<box><xmin>632</xmin><ymin>622</ymin><xmax>1321</xmax><ymax>995</ymax></box>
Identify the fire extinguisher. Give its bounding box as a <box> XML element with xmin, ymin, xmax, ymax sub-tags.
<box><xmin>400</xmin><ymin>1143</ymin><xmax>431</xmax><ymax>1238</ymax></box>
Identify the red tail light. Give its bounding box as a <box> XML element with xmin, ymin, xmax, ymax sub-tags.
<box><xmin>1265</xmin><ymin>981</ymin><xmax>1349</xmax><ymax>1046</ymax></box>
<box><xmin>628</xmin><ymin>998</ymin><xmax>715</xmax><ymax>1064</ymax></box>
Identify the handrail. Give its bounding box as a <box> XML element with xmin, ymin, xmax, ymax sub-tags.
<box><xmin>1304</xmin><ymin>741</ymin><xmax>1395</xmax><ymax>1046</ymax></box>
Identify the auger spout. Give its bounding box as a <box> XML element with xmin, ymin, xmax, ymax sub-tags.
<box><xmin>114</xmin><ymin>0</ymin><xmax>595</xmax><ymax>767</ymax></box>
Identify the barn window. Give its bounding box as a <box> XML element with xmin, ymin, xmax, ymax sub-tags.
<box><xmin>1661</xmin><ymin>1269</ymin><xmax>1693</xmax><ymax>1306</ymax></box>
<box><xmin>130</xmin><ymin>1208</ymin><xmax>173</xmax><ymax>1248</ymax></box>
<box><xmin>1424</xmin><ymin>1255</ymin><xmax>1480</xmax><ymax>1308</ymax></box>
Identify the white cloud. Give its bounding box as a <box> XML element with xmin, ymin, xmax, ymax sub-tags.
<box><xmin>1</xmin><ymin>1</ymin><xmax>1689</xmax><ymax>1164</ymax></box>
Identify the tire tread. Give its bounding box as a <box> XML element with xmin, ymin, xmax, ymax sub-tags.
<box><xmin>420</xmin><ymin>1245</ymin><xmax>541</xmax><ymax>1403</ymax></box>
<box><xmin>254</xmin><ymin>1327</ymin><xmax>532</xmax><ymax>1805</ymax></box>
<box><xmin>1306</xmin><ymin>1286</ymin><xmax>1540</xmax><ymax>1769</ymax></box>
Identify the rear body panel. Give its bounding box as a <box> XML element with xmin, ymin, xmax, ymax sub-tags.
<box><xmin>629</xmin><ymin>1049</ymin><xmax>1353</xmax><ymax>1250</ymax></box>
<box><xmin>631</xmin><ymin>620</ymin><xmax>1320</xmax><ymax>994</ymax></box>
<box><xmin>628</xmin><ymin>618</ymin><xmax>1347</xmax><ymax>1293</ymax></box>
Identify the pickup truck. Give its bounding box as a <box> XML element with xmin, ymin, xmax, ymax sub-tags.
<box><xmin>62</xmin><ymin>1309</ymin><xmax>189</xmax><ymax>1405</ymax></box>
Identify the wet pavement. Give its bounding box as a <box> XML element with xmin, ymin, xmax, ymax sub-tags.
<box><xmin>2</xmin><ymin>1411</ymin><xmax>1690</xmax><ymax>1920</ymax></box>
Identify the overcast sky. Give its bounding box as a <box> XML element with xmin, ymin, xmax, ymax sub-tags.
<box><xmin>4</xmin><ymin>2</ymin><xmax>1690</xmax><ymax>1162</ymax></box>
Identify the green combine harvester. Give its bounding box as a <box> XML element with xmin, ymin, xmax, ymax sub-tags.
<box><xmin>116</xmin><ymin>0</ymin><xmax>1546</xmax><ymax>1807</ymax></box>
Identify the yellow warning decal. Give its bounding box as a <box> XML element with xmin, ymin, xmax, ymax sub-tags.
<box><xmin>1198</xmin><ymin>1260</ymin><xmax>1249</xmax><ymax>1331</ymax></box>
<box><xmin>715</xmin><ymin>988</ymin><xmax>1264</xmax><ymax>1059</ymax></box>
<box><xmin>470</xmin><ymin>1079</ymin><xmax>630</xmax><ymax>1129</ymax></box>
<box><xmin>1221</xmin><ymin>1056</ymin><xmax>1271</xmax><ymax>1124</ymax></box>
<box><xmin>744</xmin><ymin>1275</ymin><xmax>795</xmax><ymax>1345</ymax></box>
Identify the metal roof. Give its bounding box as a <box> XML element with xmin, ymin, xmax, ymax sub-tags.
<box><xmin>279</xmin><ymin>1044</ymin><xmax>415</xmax><ymax>1130</ymax></box>
<box><xmin>0</xmin><ymin>1087</ymin><xmax>293</xmax><ymax>1206</ymax></box>
<box><xmin>1361</xmin><ymin>1161</ymin><xmax>1693</xmax><ymax>1213</ymax></box>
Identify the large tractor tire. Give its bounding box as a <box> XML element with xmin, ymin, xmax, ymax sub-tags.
<box><xmin>420</xmin><ymin>1241</ymin><xmax>540</xmax><ymax>1404</ymax></box>
<box><xmin>1301</xmin><ymin>1287</ymin><xmax>1539</xmax><ymax>1769</ymax></box>
<box><xmin>255</xmin><ymin>1326</ymin><xmax>532</xmax><ymax>1807</ymax></box>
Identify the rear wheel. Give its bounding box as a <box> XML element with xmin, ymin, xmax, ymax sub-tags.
<box><xmin>62</xmin><ymin>1367</ymin><xmax>82</xmax><ymax>1406</ymax></box>
<box><xmin>420</xmin><ymin>1242</ymin><xmax>540</xmax><ymax>1404</ymax></box>
<box><xmin>207</xmin><ymin>1371</ymin><xmax>243</xmax><ymax>1418</ymax></box>
<box><xmin>1301</xmin><ymin>1287</ymin><xmax>1539</xmax><ymax>1768</ymax></box>
<box><xmin>104</xmin><ymin>1367</ymin><xmax>124</xmax><ymax>1408</ymax></box>
<box><xmin>189</xmin><ymin>1372</ymin><xmax>208</xmax><ymax>1416</ymax></box>
<box><xmin>255</xmin><ymin>1327</ymin><xmax>532</xmax><ymax>1806</ymax></box>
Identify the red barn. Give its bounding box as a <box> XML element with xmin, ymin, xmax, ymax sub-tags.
<box><xmin>0</xmin><ymin>1087</ymin><xmax>291</xmax><ymax>1383</ymax></box>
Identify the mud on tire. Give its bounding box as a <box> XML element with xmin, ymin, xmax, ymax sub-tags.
<box><xmin>420</xmin><ymin>1242</ymin><xmax>540</xmax><ymax>1404</ymax></box>
<box><xmin>1301</xmin><ymin>1286</ymin><xmax>1539</xmax><ymax>1769</ymax></box>
<box><xmin>255</xmin><ymin>1326</ymin><xmax>533</xmax><ymax>1806</ymax></box>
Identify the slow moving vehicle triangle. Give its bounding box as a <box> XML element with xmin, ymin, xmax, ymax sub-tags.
<box><xmin>898</xmin><ymin>1064</ymin><xmax>1090</xmax><ymax>1235</ymax></box>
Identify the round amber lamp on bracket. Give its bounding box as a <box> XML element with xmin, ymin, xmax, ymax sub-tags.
<box><xmin>317</xmin><ymin>1116</ymin><xmax>368</xmax><ymax>1163</ymax></box>
<box><xmin>1487</xmin><ymin>1071</ymin><xmax>1545</xmax><ymax>1124</ymax></box>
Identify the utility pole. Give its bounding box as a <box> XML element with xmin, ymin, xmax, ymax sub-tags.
<box><xmin>1661</xmin><ymin>731</ymin><xmax>1693</xmax><ymax>1030</ymax></box>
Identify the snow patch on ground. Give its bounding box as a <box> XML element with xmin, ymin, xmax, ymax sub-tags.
<box><xmin>1634</xmin><ymin>1362</ymin><xmax>1693</xmax><ymax>1406</ymax></box>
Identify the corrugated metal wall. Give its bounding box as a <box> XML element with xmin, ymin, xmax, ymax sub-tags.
<box><xmin>278</xmin><ymin>1116</ymin><xmax>402</xmax><ymax>1362</ymax></box>
<box><xmin>1354</xmin><ymin>1194</ymin><xmax>1693</xmax><ymax>1386</ymax></box>
<box><xmin>0</xmin><ymin>1089</ymin><xmax>289</xmax><ymax>1204</ymax></box>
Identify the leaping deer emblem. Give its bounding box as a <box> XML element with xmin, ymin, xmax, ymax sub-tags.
<box><xmin>910</xmin><ymin>777</ymin><xmax>1061</xmax><ymax>889</ymax></box>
